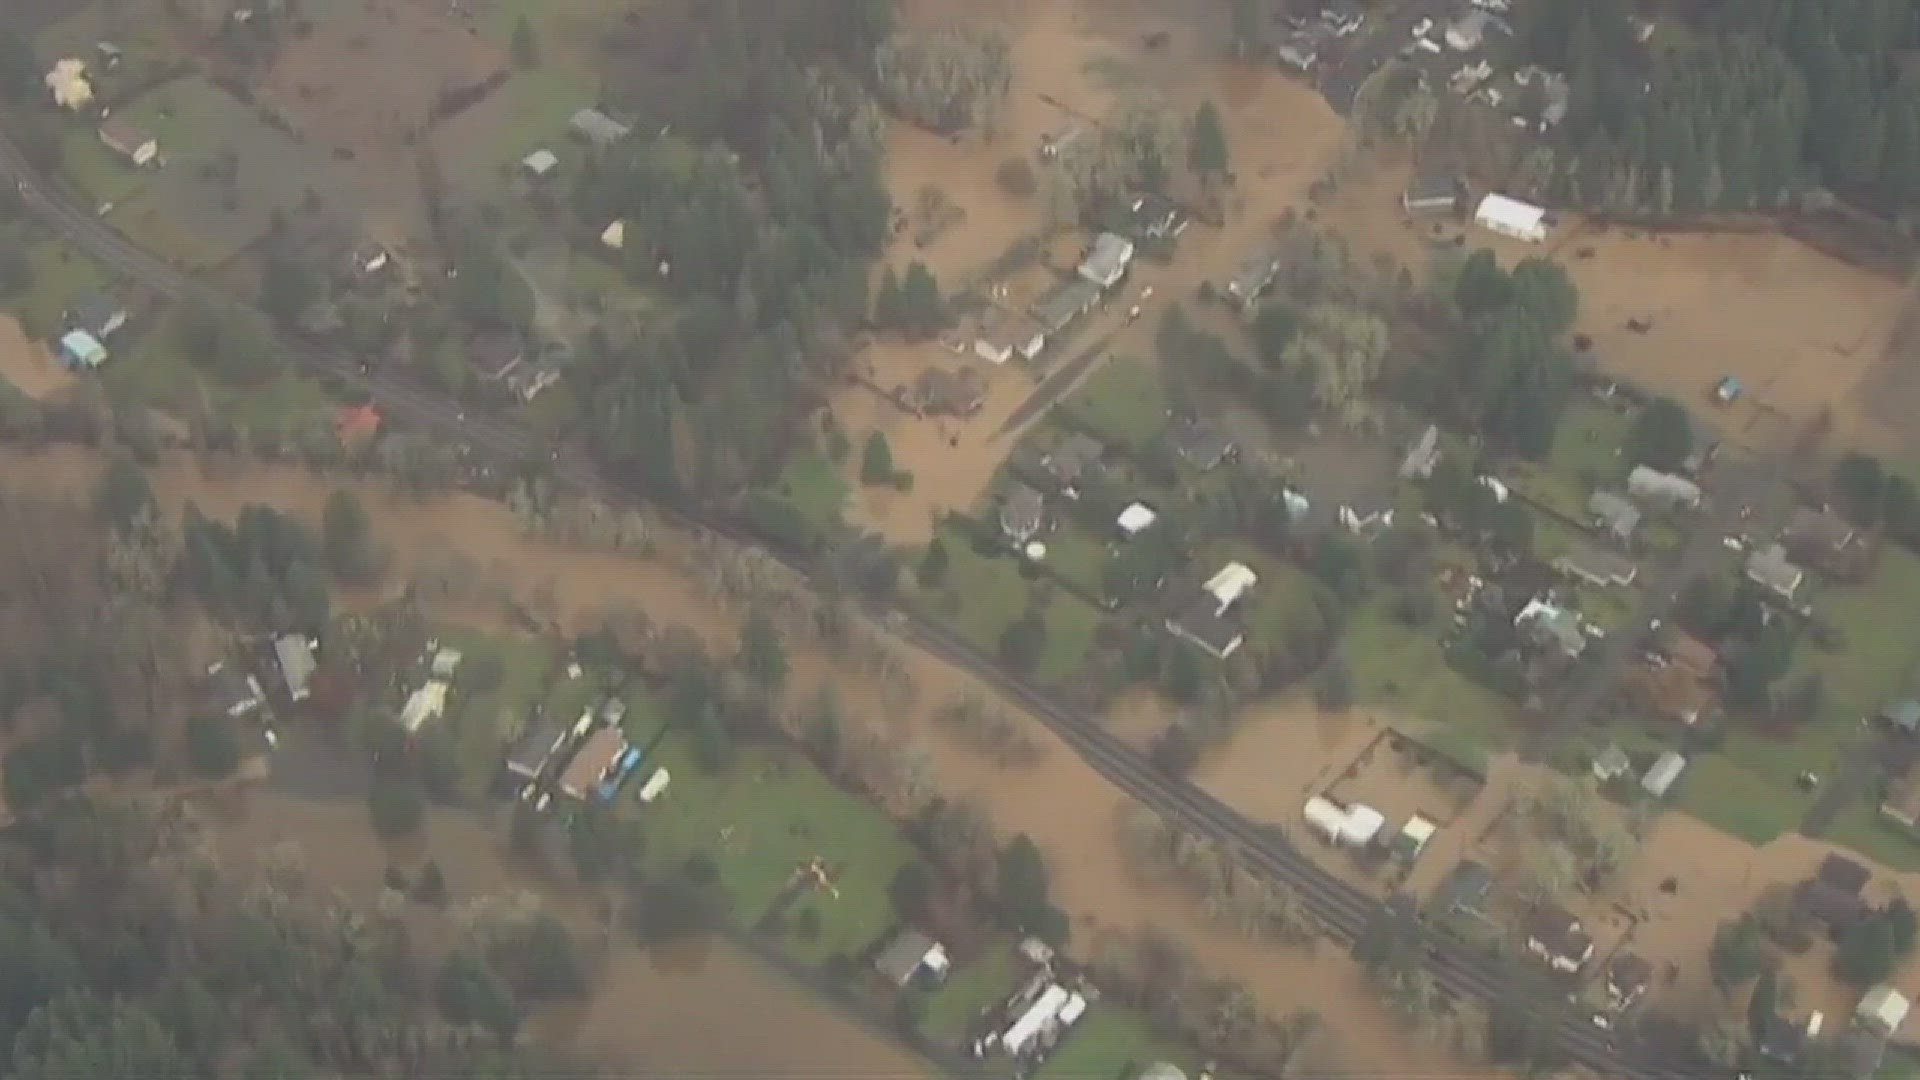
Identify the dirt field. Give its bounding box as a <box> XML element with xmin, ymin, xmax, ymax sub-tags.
<box><xmin>0</xmin><ymin>316</ymin><xmax>74</xmax><ymax>400</ymax></box>
<box><xmin>258</xmin><ymin>0</ymin><xmax>508</xmax><ymax>247</ymax></box>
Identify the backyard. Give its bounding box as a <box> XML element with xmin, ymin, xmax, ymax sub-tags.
<box><xmin>1060</xmin><ymin>357</ymin><xmax>1167</xmax><ymax>448</ymax></box>
<box><xmin>636</xmin><ymin>737</ymin><xmax>917</xmax><ymax>966</ymax></box>
<box><xmin>1341</xmin><ymin>599</ymin><xmax>1518</xmax><ymax>772</ymax></box>
<box><xmin>914</xmin><ymin>525</ymin><xmax>1105</xmax><ymax>685</ymax></box>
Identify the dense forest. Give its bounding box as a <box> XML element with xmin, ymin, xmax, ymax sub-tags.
<box><xmin>1519</xmin><ymin>0</ymin><xmax>1920</xmax><ymax>214</ymax></box>
<box><xmin>556</xmin><ymin>0</ymin><xmax>896</xmax><ymax>506</ymax></box>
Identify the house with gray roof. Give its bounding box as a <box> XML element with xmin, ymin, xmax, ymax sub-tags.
<box><xmin>1000</xmin><ymin>483</ymin><xmax>1046</xmax><ymax>544</ymax></box>
<box><xmin>1745</xmin><ymin>542</ymin><xmax>1804</xmax><ymax>600</ymax></box>
<box><xmin>1553</xmin><ymin>540</ymin><xmax>1638</xmax><ymax>588</ymax></box>
<box><xmin>1588</xmin><ymin>490</ymin><xmax>1642</xmax><ymax>542</ymax></box>
<box><xmin>1078</xmin><ymin>232</ymin><xmax>1136</xmax><ymax>290</ymax></box>
<box><xmin>569</xmin><ymin>107</ymin><xmax>632</xmax><ymax>146</ymax></box>
<box><xmin>1030</xmin><ymin>278</ymin><xmax>1102</xmax><ymax>335</ymax></box>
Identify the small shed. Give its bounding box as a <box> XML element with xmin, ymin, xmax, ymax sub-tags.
<box><xmin>1641</xmin><ymin>750</ymin><xmax>1687</xmax><ymax>797</ymax></box>
<box><xmin>1116</xmin><ymin>502</ymin><xmax>1158</xmax><ymax>537</ymax></box>
<box><xmin>600</xmin><ymin>220</ymin><xmax>626</xmax><ymax>250</ymax></box>
<box><xmin>58</xmin><ymin>329</ymin><xmax>109</xmax><ymax>370</ymax></box>
<box><xmin>274</xmin><ymin>634</ymin><xmax>316</xmax><ymax>702</ymax></box>
<box><xmin>1393</xmin><ymin>815</ymin><xmax>1437</xmax><ymax>861</ymax></box>
<box><xmin>1000</xmin><ymin>483</ymin><xmax>1046</xmax><ymax>544</ymax></box>
<box><xmin>569</xmin><ymin>107</ymin><xmax>632</xmax><ymax>146</ymax></box>
<box><xmin>1858</xmin><ymin>985</ymin><xmax>1911</xmax><ymax>1038</ymax></box>
<box><xmin>1402</xmin><ymin>176</ymin><xmax>1459</xmax><ymax>214</ymax></box>
<box><xmin>1592</xmin><ymin>745</ymin><xmax>1632</xmax><ymax>783</ymax></box>
<box><xmin>521</xmin><ymin>149</ymin><xmax>560</xmax><ymax>178</ymax></box>
<box><xmin>872</xmin><ymin>929</ymin><xmax>950</xmax><ymax>988</ymax></box>
<box><xmin>1628</xmin><ymin>465</ymin><xmax>1702</xmax><ymax>506</ymax></box>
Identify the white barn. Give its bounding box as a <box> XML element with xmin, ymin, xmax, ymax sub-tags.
<box><xmin>1473</xmin><ymin>193</ymin><xmax>1547</xmax><ymax>243</ymax></box>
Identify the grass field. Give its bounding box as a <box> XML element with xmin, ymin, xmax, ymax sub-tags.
<box><xmin>434</xmin><ymin>628</ymin><xmax>557</xmax><ymax>796</ymax></box>
<box><xmin>431</xmin><ymin>66</ymin><xmax>592</xmax><ymax>196</ymax></box>
<box><xmin>916</xmin><ymin>528</ymin><xmax>1033</xmax><ymax>653</ymax></box>
<box><xmin>916</xmin><ymin>938</ymin><xmax>1021</xmax><ymax>1043</ymax></box>
<box><xmin>1629</xmin><ymin>547</ymin><xmax>1920</xmax><ymax>847</ymax></box>
<box><xmin>1342</xmin><ymin>600</ymin><xmax>1518</xmax><ymax>770</ymax></box>
<box><xmin>1062</xmin><ymin>358</ymin><xmax>1167</xmax><ymax>447</ymax></box>
<box><xmin>1035</xmin><ymin>590</ymin><xmax>1103</xmax><ymax>685</ymax></box>
<box><xmin>771</xmin><ymin>449</ymin><xmax>848</xmax><ymax>536</ymax></box>
<box><xmin>1033</xmin><ymin>1006</ymin><xmax>1197</xmax><ymax>1080</ymax></box>
<box><xmin>7</xmin><ymin>236</ymin><xmax>110</xmax><ymax>336</ymax></box>
<box><xmin>1509</xmin><ymin>398</ymin><xmax>1633</xmax><ymax>522</ymax></box>
<box><xmin>638</xmin><ymin>738</ymin><xmax>915</xmax><ymax>965</ymax></box>
<box><xmin>1042</xmin><ymin>525</ymin><xmax>1112</xmax><ymax>598</ymax></box>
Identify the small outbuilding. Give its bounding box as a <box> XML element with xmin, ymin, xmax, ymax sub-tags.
<box><xmin>873</xmin><ymin>929</ymin><xmax>950</xmax><ymax>988</ymax></box>
<box><xmin>1116</xmin><ymin>502</ymin><xmax>1158</xmax><ymax>537</ymax></box>
<box><xmin>521</xmin><ymin>148</ymin><xmax>560</xmax><ymax>178</ymax></box>
<box><xmin>569</xmin><ymin>107</ymin><xmax>632</xmax><ymax>146</ymax></box>
<box><xmin>1641</xmin><ymin>750</ymin><xmax>1687</xmax><ymax>798</ymax></box>
<box><xmin>1858</xmin><ymin>986</ymin><xmax>1911</xmax><ymax>1038</ymax></box>
<box><xmin>58</xmin><ymin>329</ymin><xmax>109</xmax><ymax>370</ymax></box>
<box><xmin>1473</xmin><ymin>193</ymin><xmax>1547</xmax><ymax>243</ymax></box>
<box><xmin>1000</xmin><ymin>483</ymin><xmax>1046</xmax><ymax>545</ymax></box>
<box><xmin>1592</xmin><ymin>745</ymin><xmax>1632</xmax><ymax>783</ymax></box>
<box><xmin>99</xmin><ymin>118</ymin><xmax>159</xmax><ymax>167</ymax></box>
<box><xmin>274</xmin><ymin>634</ymin><xmax>317</xmax><ymax>703</ymax></box>
<box><xmin>1588</xmin><ymin>490</ymin><xmax>1642</xmax><ymax>541</ymax></box>
<box><xmin>1402</xmin><ymin>176</ymin><xmax>1459</xmax><ymax>215</ymax></box>
<box><xmin>504</xmin><ymin>720</ymin><xmax>568</xmax><ymax>781</ymax></box>
<box><xmin>1628</xmin><ymin>465</ymin><xmax>1702</xmax><ymax>507</ymax></box>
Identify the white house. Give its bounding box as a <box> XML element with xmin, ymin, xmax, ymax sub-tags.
<box><xmin>522</xmin><ymin>149</ymin><xmax>560</xmax><ymax>178</ymax></box>
<box><xmin>1077</xmin><ymin>232</ymin><xmax>1136</xmax><ymax>290</ymax></box>
<box><xmin>600</xmin><ymin>220</ymin><xmax>626</xmax><ymax>250</ymax></box>
<box><xmin>1473</xmin><ymin>193</ymin><xmax>1547</xmax><ymax>243</ymax></box>
<box><xmin>1627</xmin><ymin>465</ymin><xmax>1702</xmax><ymax>507</ymax></box>
<box><xmin>1204</xmin><ymin>562</ymin><xmax>1258</xmax><ymax>608</ymax></box>
<box><xmin>400</xmin><ymin>681</ymin><xmax>449</xmax><ymax>734</ymax></box>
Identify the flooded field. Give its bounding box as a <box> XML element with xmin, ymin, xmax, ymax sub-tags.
<box><xmin>209</xmin><ymin>790</ymin><xmax>933</xmax><ymax>1079</ymax></box>
<box><xmin>0</xmin><ymin>314</ymin><xmax>73</xmax><ymax>400</ymax></box>
<box><xmin>1559</xmin><ymin>224</ymin><xmax>1908</xmax><ymax>451</ymax></box>
<box><xmin>0</xmin><ymin>443</ymin><xmax>1459</xmax><ymax>1076</ymax></box>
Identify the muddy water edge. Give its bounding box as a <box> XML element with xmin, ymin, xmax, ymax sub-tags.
<box><xmin>0</xmin><ymin>445</ymin><xmax>1459</xmax><ymax>1076</ymax></box>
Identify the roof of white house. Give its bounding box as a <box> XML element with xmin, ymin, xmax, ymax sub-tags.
<box><xmin>1628</xmin><ymin>465</ymin><xmax>1702</xmax><ymax>502</ymax></box>
<box><xmin>1117</xmin><ymin>502</ymin><xmax>1158</xmax><ymax>535</ymax></box>
<box><xmin>1474</xmin><ymin>193</ymin><xmax>1546</xmax><ymax>232</ymax></box>
<box><xmin>522</xmin><ymin>148</ymin><xmax>560</xmax><ymax>175</ymax></box>
<box><xmin>1203</xmin><ymin>562</ymin><xmax>1258</xmax><ymax>608</ymax></box>
<box><xmin>1078</xmin><ymin>231</ymin><xmax>1136</xmax><ymax>285</ymax></box>
<box><xmin>59</xmin><ymin>329</ymin><xmax>108</xmax><ymax>364</ymax></box>
<box><xmin>1400</xmin><ymin>815</ymin><xmax>1438</xmax><ymax>847</ymax></box>
<box><xmin>601</xmin><ymin>220</ymin><xmax>625</xmax><ymax>249</ymax></box>
<box><xmin>400</xmin><ymin>680</ymin><xmax>449</xmax><ymax>734</ymax></box>
<box><xmin>1859</xmin><ymin>986</ymin><xmax>1911</xmax><ymax>1035</ymax></box>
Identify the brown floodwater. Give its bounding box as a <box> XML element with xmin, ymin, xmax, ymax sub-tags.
<box><xmin>0</xmin><ymin>442</ymin><xmax>1468</xmax><ymax>1074</ymax></box>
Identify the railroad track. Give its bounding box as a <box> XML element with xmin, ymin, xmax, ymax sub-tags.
<box><xmin>0</xmin><ymin>125</ymin><xmax>1697</xmax><ymax>1080</ymax></box>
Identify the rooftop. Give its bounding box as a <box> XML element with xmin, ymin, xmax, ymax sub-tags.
<box><xmin>1203</xmin><ymin>562</ymin><xmax>1258</xmax><ymax>609</ymax></box>
<box><xmin>1525</xmin><ymin>903</ymin><xmax>1591</xmax><ymax>959</ymax></box>
<box><xmin>1167</xmin><ymin>592</ymin><xmax>1244</xmax><ymax>659</ymax></box>
<box><xmin>558</xmin><ymin>726</ymin><xmax>629</xmax><ymax>800</ymax></box>
<box><xmin>1078</xmin><ymin>232</ymin><xmax>1136</xmax><ymax>286</ymax></box>
<box><xmin>1588</xmin><ymin>490</ymin><xmax>1642</xmax><ymax>535</ymax></box>
<box><xmin>570</xmin><ymin>107</ymin><xmax>632</xmax><ymax>144</ymax></box>
<box><xmin>872</xmin><ymin>929</ymin><xmax>945</xmax><ymax>986</ymax></box>
<box><xmin>1167</xmin><ymin>420</ymin><xmax>1235</xmax><ymax>471</ymax></box>
<box><xmin>1746</xmin><ymin>543</ymin><xmax>1804</xmax><ymax>597</ymax></box>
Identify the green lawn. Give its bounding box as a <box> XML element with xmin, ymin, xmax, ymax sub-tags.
<box><xmin>433</xmin><ymin>628</ymin><xmax>558</xmax><ymax>797</ymax></box>
<box><xmin>637</xmin><ymin>739</ymin><xmax>915</xmax><ymax>965</ymax></box>
<box><xmin>1035</xmin><ymin>591</ymin><xmax>1103</xmax><ymax>685</ymax></box>
<box><xmin>1342</xmin><ymin>601</ymin><xmax>1518</xmax><ymax>771</ymax></box>
<box><xmin>1670</xmin><ymin>750</ymin><xmax>1813</xmax><ymax>845</ymax></box>
<box><xmin>1825</xmin><ymin>800</ymin><xmax>1920</xmax><ymax>874</ymax></box>
<box><xmin>1062</xmin><ymin>358</ymin><xmax>1167</xmax><ymax>447</ymax></box>
<box><xmin>916</xmin><ymin>938</ymin><xmax>1021</xmax><ymax>1043</ymax></box>
<box><xmin>6</xmin><ymin>236</ymin><xmax>110</xmax><ymax>336</ymax></box>
<box><xmin>915</xmin><ymin>528</ymin><xmax>1033</xmax><ymax>654</ymax></box>
<box><xmin>1042</xmin><ymin>525</ymin><xmax>1112</xmax><ymax>598</ymax></box>
<box><xmin>58</xmin><ymin>123</ymin><xmax>148</xmax><ymax>208</ymax></box>
<box><xmin>433</xmin><ymin>66</ymin><xmax>594</xmax><ymax>193</ymax></box>
<box><xmin>1033</xmin><ymin>1006</ymin><xmax>1196</xmax><ymax>1080</ymax></box>
<box><xmin>1509</xmin><ymin>399</ymin><xmax>1634</xmax><ymax>523</ymax></box>
<box><xmin>774</xmin><ymin>449</ymin><xmax>848</xmax><ymax>535</ymax></box>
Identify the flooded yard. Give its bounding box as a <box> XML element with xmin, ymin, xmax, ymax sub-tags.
<box><xmin>0</xmin><ymin>314</ymin><xmax>72</xmax><ymax>400</ymax></box>
<box><xmin>0</xmin><ymin>442</ymin><xmax>1462</xmax><ymax>1077</ymax></box>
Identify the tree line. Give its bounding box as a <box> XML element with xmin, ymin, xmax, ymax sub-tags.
<box><xmin>1522</xmin><ymin>0</ymin><xmax>1920</xmax><ymax>214</ymax></box>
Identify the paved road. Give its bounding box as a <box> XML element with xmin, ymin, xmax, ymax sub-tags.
<box><xmin>0</xmin><ymin>124</ymin><xmax>1698</xmax><ymax>1080</ymax></box>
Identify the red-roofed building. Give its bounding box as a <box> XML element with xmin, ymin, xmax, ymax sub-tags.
<box><xmin>334</xmin><ymin>404</ymin><xmax>382</xmax><ymax>446</ymax></box>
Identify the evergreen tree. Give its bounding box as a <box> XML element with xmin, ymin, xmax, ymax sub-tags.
<box><xmin>510</xmin><ymin>15</ymin><xmax>540</xmax><ymax>67</ymax></box>
<box><xmin>1188</xmin><ymin>101</ymin><xmax>1230</xmax><ymax>183</ymax></box>
<box><xmin>860</xmin><ymin>432</ymin><xmax>895</xmax><ymax>485</ymax></box>
<box><xmin>737</xmin><ymin>605</ymin><xmax>788</xmax><ymax>694</ymax></box>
